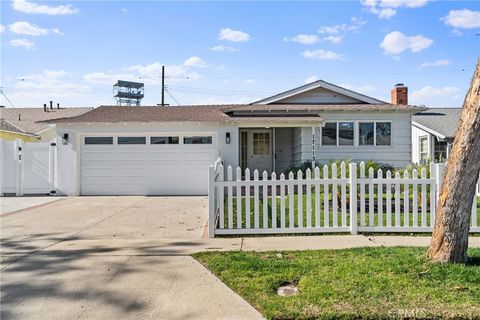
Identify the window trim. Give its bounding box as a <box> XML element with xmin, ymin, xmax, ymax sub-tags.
<box><xmin>419</xmin><ymin>135</ymin><xmax>429</xmax><ymax>163</ymax></box>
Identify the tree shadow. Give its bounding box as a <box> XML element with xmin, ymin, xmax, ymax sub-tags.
<box><xmin>0</xmin><ymin>233</ymin><xmax>203</xmax><ymax>320</ymax></box>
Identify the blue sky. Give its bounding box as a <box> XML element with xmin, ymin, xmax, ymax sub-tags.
<box><xmin>1</xmin><ymin>0</ymin><xmax>479</xmax><ymax>108</ymax></box>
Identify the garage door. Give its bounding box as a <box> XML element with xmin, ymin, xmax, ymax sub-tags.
<box><xmin>81</xmin><ymin>134</ymin><xmax>216</xmax><ymax>195</ymax></box>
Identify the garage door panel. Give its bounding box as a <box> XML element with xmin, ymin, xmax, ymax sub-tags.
<box><xmin>81</xmin><ymin>134</ymin><xmax>215</xmax><ymax>195</ymax></box>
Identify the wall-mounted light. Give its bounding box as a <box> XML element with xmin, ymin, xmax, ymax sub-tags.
<box><xmin>226</xmin><ymin>132</ymin><xmax>231</xmax><ymax>144</ymax></box>
<box><xmin>62</xmin><ymin>133</ymin><xmax>69</xmax><ymax>145</ymax></box>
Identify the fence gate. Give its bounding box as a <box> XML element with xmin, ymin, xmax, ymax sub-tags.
<box><xmin>0</xmin><ymin>139</ymin><xmax>56</xmax><ymax>196</ymax></box>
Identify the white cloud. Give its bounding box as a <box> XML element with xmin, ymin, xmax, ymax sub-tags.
<box><xmin>442</xmin><ymin>9</ymin><xmax>480</xmax><ymax>29</ymax></box>
<box><xmin>127</xmin><ymin>62</ymin><xmax>201</xmax><ymax>81</ymax></box>
<box><xmin>209</xmin><ymin>45</ymin><xmax>237</xmax><ymax>52</ymax></box>
<box><xmin>318</xmin><ymin>17</ymin><xmax>366</xmax><ymax>34</ymax></box>
<box><xmin>380</xmin><ymin>31</ymin><xmax>433</xmax><ymax>55</ymax></box>
<box><xmin>9</xmin><ymin>21</ymin><xmax>48</xmax><ymax>36</ymax></box>
<box><xmin>10</xmin><ymin>38</ymin><xmax>34</xmax><ymax>49</ymax></box>
<box><xmin>183</xmin><ymin>56</ymin><xmax>207</xmax><ymax>68</ymax></box>
<box><xmin>301</xmin><ymin>49</ymin><xmax>344</xmax><ymax>60</ymax></box>
<box><xmin>339</xmin><ymin>83</ymin><xmax>376</xmax><ymax>94</ymax></box>
<box><xmin>304</xmin><ymin>75</ymin><xmax>319</xmax><ymax>84</ymax></box>
<box><xmin>218</xmin><ymin>28</ymin><xmax>250</xmax><ymax>42</ymax></box>
<box><xmin>420</xmin><ymin>59</ymin><xmax>450</xmax><ymax>68</ymax></box>
<box><xmin>323</xmin><ymin>35</ymin><xmax>343</xmax><ymax>44</ymax></box>
<box><xmin>361</xmin><ymin>0</ymin><xmax>430</xmax><ymax>19</ymax></box>
<box><xmin>411</xmin><ymin>86</ymin><xmax>462</xmax><ymax>106</ymax></box>
<box><xmin>0</xmin><ymin>24</ymin><xmax>5</xmax><ymax>33</ymax></box>
<box><xmin>12</xmin><ymin>0</ymin><xmax>78</xmax><ymax>15</ymax></box>
<box><xmin>83</xmin><ymin>72</ymin><xmax>139</xmax><ymax>84</ymax></box>
<box><xmin>283</xmin><ymin>34</ymin><xmax>319</xmax><ymax>44</ymax></box>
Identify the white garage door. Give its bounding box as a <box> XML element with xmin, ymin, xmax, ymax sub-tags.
<box><xmin>81</xmin><ymin>134</ymin><xmax>216</xmax><ymax>195</ymax></box>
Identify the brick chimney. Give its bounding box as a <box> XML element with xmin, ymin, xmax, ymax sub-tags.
<box><xmin>391</xmin><ymin>83</ymin><xmax>408</xmax><ymax>105</ymax></box>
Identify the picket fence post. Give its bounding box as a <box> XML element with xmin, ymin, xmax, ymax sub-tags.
<box><xmin>435</xmin><ymin>163</ymin><xmax>445</xmax><ymax>203</ymax></box>
<box><xmin>349</xmin><ymin>162</ymin><xmax>358</xmax><ymax>235</ymax></box>
<box><xmin>208</xmin><ymin>165</ymin><xmax>216</xmax><ymax>238</ymax></box>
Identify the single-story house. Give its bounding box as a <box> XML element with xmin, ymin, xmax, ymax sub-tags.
<box><xmin>0</xmin><ymin>104</ymin><xmax>92</xmax><ymax>142</ymax></box>
<box><xmin>411</xmin><ymin>108</ymin><xmax>461</xmax><ymax>163</ymax></box>
<box><xmin>46</xmin><ymin>80</ymin><xmax>423</xmax><ymax>196</ymax></box>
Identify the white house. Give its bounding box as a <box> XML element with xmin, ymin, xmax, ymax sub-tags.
<box><xmin>411</xmin><ymin>108</ymin><xmax>461</xmax><ymax>163</ymax></box>
<box><xmin>46</xmin><ymin>80</ymin><xmax>423</xmax><ymax>196</ymax></box>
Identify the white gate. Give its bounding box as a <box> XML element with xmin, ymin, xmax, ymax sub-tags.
<box><xmin>0</xmin><ymin>139</ymin><xmax>56</xmax><ymax>196</ymax></box>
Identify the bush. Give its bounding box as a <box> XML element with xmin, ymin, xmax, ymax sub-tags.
<box><xmin>284</xmin><ymin>159</ymin><xmax>394</xmax><ymax>178</ymax></box>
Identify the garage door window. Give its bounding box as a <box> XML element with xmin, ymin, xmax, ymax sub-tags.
<box><xmin>184</xmin><ymin>136</ymin><xmax>212</xmax><ymax>144</ymax></box>
<box><xmin>84</xmin><ymin>137</ymin><xmax>113</xmax><ymax>145</ymax></box>
<box><xmin>118</xmin><ymin>137</ymin><xmax>146</xmax><ymax>144</ymax></box>
<box><xmin>151</xmin><ymin>136</ymin><xmax>179</xmax><ymax>144</ymax></box>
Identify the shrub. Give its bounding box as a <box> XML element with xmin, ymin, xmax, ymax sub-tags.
<box><xmin>284</xmin><ymin>159</ymin><xmax>394</xmax><ymax>178</ymax></box>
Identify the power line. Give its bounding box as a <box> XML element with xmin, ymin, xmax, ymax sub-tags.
<box><xmin>164</xmin><ymin>88</ymin><xmax>181</xmax><ymax>106</ymax></box>
<box><xmin>0</xmin><ymin>88</ymin><xmax>16</xmax><ymax>108</ymax></box>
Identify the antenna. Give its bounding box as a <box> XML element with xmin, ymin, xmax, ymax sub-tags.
<box><xmin>113</xmin><ymin>80</ymin><xmax>144</xmax><ymax>106</ymax></box>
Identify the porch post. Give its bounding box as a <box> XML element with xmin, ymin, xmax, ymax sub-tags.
<box><xmin>311</xmin><ymin>126</ymin><xmax>315</xmax><ymax>169</ymax></box>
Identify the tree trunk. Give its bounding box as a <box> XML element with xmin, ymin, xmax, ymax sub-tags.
<box><xmin>428</xmin><ymin>59</ymin><xmax>480</xmax><ymax>263</ymax></box>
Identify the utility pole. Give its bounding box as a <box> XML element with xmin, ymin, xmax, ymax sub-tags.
<box><xmin>161</xmin><ymin>65</ymin><xmax>165</xmax><ymax>106</ymax></box>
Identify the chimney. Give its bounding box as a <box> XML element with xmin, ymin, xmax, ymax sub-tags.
<box><xmin>391</xmin><ymin>83</ymin><xmax>408</xmax><ymax>105</ymax></box>
<box><xmin>50</xmin><ymin>101</ymin><xmax>53</xmax><ymax>109</ymax></box>
<box><xmin>43</xmin><ymin>103</ymin><xmax>47</xmax><ymax>112</ymax></box>
<box><xmin>57</xmin><ymin>103</ymin><xmax>60</xmax><ymax>109</ymax></box>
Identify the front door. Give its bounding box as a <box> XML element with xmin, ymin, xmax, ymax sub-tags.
<box><xmin>247</xmin><ymin>129</ymin><xmax>272</xmax><ymax>174</ymax></box>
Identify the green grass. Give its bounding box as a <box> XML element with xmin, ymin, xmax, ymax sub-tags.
<box><xmin>194</xmin><ymin>247</ymin><xmax>480</xmax><ymax>319</ymax></box>
<box><xmin>221</xmin><ymin>195</ymin><xmax>480</xmax><ymax>230</ymax></box>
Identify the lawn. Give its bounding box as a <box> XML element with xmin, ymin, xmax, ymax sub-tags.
<box><xmin>194</xmin><ymin>247</ymin><xmax>480</xmax><ymax>319</ymax></box>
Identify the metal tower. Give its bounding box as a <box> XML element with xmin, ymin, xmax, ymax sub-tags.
<box><xmin>113</xmin><ymin>80</ymin><xmax>144</xmax><ymax>106</ymax></box>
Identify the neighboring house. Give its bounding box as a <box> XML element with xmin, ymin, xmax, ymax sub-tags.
<box><xmin>0</xmin><ymin>119</ymin><xmax>39</xmax><ymax>142</ymax></box>
<box><xmin>0</xmin><ymin>105</ymin><xmax>92</xmax><ymax>142</ymax></box>
<box><xmin>46</xmin><ymin>80</ymin><xmax>423</xmax><ymax>196</ymax></box>
<box><xmin>411</xmin><ymin>108</ymin><xmax>461</xmax><ymax>164</ymax></box>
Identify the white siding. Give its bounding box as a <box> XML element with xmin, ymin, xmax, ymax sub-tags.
<box><xmin>274</xmin><ymin>87</ymin><xmax>364</xmax><ymax>104</ymax></box>
<box><xmin>311</xmin><ymin>111</ymin><xmax>412</xmax><ymax>168</ymax></box>
<box><xmin>274</xmin><ymin>128</ymin><xmax>293</xmax><ymax>173</ymax></box>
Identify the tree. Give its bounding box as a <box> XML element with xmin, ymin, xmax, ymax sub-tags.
<box><xmin>428</xmin><ymin>59</ymin><xmax>480</xmax><ymax>263</ymax></box>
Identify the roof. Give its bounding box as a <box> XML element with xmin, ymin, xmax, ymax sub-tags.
<box><xmin>252</xmin><ymin>79</ymin><xmax>386</xmax><ymax>105</ymax></box>
<box><xmin>0</xmin><ymin>119</ymin><xmax>37</xmax><ymax>137</ymax></box>
<box><xmin>0</xmin><ymin>107</ymin><xmax>93</xmax><ymax>134</ymax></box>
<box><xmin>225</xmin><ymin>104</ymin><xmax>423</xmax><ymax>113</ymax></box>
<box><xmin>412</xmin><ymin>108</ymin><xmax>462</xmax><ymax>139</ymax></box>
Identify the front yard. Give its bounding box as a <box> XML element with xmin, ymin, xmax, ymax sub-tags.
<box><xmin>194</xmin><ymin>247</ymin><xmax>480</xmax><ymax>319</ymax></box>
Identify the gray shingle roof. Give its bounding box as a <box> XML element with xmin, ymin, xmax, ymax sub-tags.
<box><xmin>412</xmin><ymin>108</ymin><xmax>462</xmax><ymax>139</ymax></box>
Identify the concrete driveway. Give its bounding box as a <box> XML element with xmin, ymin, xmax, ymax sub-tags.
<box><xmin>0</xmin><ymin>196</ymin><xmax>262</xmax><ymax>320</ymax></box>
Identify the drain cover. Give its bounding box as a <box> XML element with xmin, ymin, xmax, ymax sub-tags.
<box><xmin>277</xmin><ymin>284</ymin><xmax>299</xmax><ymax>296</ymax></box>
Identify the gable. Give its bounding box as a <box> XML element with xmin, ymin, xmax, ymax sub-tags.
<box><xmin>253</xmin><ymin>80</ymin><xmax>385</xmax><ymax>105</ymax></box>
<box><xmin>270</xmin><ymin>86</ymin><xmax>366</xmax><ymax>104</ymax></box>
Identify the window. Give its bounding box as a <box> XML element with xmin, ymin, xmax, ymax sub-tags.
<box><xmin>118</xmin><ymin>137</ymin><xmax>146</xmax><ymax>144</ymax></box>
<box><xmin>322</xmin><ymin>122</ymin><xmax>337</xmax><ymax>145</ymax></box>
<box><xmin>253</xmin><ymin>132</ymin><xmax>270</xmax><ymax>155</ymax></box>
<box><xmin>184</xmin><ymin>136</ymin><xmax>212</xmax><ymax>144</ymax></box>
<box><xmin>434</xmin><ymin>139</ymin><xmax>447</xmax><ymax>162</ymax></box>
<box><xmin>419</xmin><ymin>136</ymin><xmax>429</xmax><ymax>163</ymax></box>
<box><xmin>376</xmin><ymin>122</ymin><xmax>391</xmax><ymax>146</ymax></box>
<box><xmin>84</xmin><ymin>137</ymin><xmax>113</xmax><ymax>145</ymax></box>
<box><xmin>359</xmin><ymin>122</ymin><xmax>374</xmax><ymax>145</ymax></box>
<box><xmin>150</xmin><ymin>136</ymin><xmax>179</xmax><ymax>144</ymax></box>
<box><xmin>338</xmin><ymin>122</ymin><xmax>354</xmax><ymax>146</ymax></box>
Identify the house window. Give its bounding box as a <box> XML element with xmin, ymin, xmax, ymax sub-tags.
<box><xmin>118</xmin><ymin>137</ymin><xmax>146</xmax><ymax>144</ymax></box>
<box><xmin>184</xmin><ymin>136</ymin><xmax>212</xmax><ymax>144</ymax></box>
<box><xmin>253</xmin><ymin>132</ymin><xmax>270</xmax><ymax>155</ymax></box>
<box><xmin>359</xmin><ymin>122</ymin><xmax>374</xmax><ymax>145</ymax></box>
<box><xmin>376</xmin><ymin>122</ymin><xmax>391</xmax><ymax>146</ymax></box>
<box><xmin>84</xmin><ymin>137</ymin><xmax>113</xmax><ymax>145</ymax></box>
<box><xmin>434</xmin><ymin>139</ymin><xmax>447</xmax><ymax>162</ymax></box>
<box><xmin>150</xmin><ymin>136</ymin><xmax>179</xmax><ymax>144</ymax></box>
<box><xmin>419</xmin><ymin>136</ymin><xmax>429</xmax><ymax>163</ymax></box>
<box><xmin>321</xmin><ymin>122</ymin><xmax>337</xmax><ymax>145</ymax></box>
<box><xmin>338</xmin><ymin>122</ymin><xmax>354</xmax><ymax>146</ymax></box>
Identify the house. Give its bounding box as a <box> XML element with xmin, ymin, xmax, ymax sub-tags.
<box><xmin>46</xmin><ymin>80</ymin><xmax>423</xmax><ymax>196</ymax></box>
<box><xmin>411</xmin><ymin>108</ymin><xmax>461</xmax><ymax>163</ymax></box>
<box><xmin>0</xmin><ymin>104</ymin><xmax>92</xmax><ymax>142</ymax></box>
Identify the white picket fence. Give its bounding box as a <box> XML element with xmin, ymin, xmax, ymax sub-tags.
<box><xmin>208</xmin><ymin>161</ymin><xmax>480</xmax><ymax>237</ymax></box>
<box><xmin>0</xmin><ymin>139</ymin><xmax>56</xmax><ymax>196</ymax></box>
